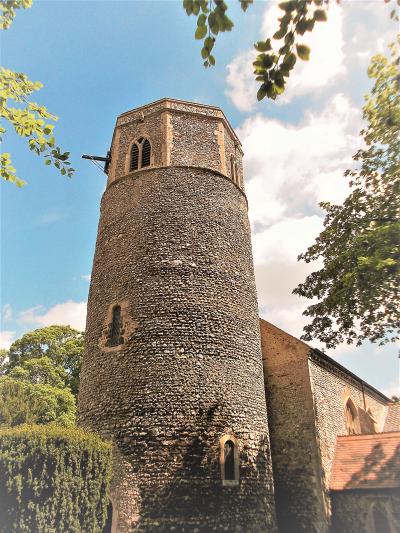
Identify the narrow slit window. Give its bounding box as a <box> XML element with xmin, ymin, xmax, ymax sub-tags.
<box><xmin>108</xmin><ymin>305</ymin><xmax>123</xmax><ymax>347</ymax></box>
<box><xmin>235</xmin><ymin>163</ymin><xmax>239</xmax><ymax>186</ymax></box>
<box><xmin>220</xmin><ymin>435</ymin><xmax>239</xmax><ymax>486</ymax></box>
<box><xmin>224</xmin><ymin>440</ymin><xmax>235</xmax><ymax>480</ymax></box>
<box><xmin>130</xmin><ymin>144</ymin><xmax>139</xmax><ymax>171</ymax></box>
<box><xmin>141</xmin><ymin>139</ymin><xmax>151</xmax><ymax>167</ymax></box>
<box><xmin>230</xmin><ymin>155</ymin><xmax>235</xmax><ymax>183</ymax></box>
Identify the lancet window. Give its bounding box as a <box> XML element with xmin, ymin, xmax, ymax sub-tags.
<box><xmin>220</xmin><ymin>435</ymin><xmax>239</xmax><ymax>486</ymax></box>
<box><xmin>107</xmin><ymin>305</ymin><xmax>123</xmax><ymax>347</ymax></box>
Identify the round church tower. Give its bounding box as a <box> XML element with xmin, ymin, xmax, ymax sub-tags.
<box><xmin>78</xmin><ymin>99</ymin><xmax>276</xmax><ymax>532</ymax></box>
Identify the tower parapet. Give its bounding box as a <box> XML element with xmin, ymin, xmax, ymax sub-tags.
<box><xmin>79</xmin><ymin>99</ymin><xmax>276</xmax><ymax>532</ymax></box>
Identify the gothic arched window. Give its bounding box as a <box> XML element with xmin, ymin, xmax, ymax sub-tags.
<box><xmin>220</xmin><ymin>435</ymin><xmax>239</xmax><ymax>486</ymax></box>
<box><xmin>345</xmin><ymin>399</ymin><xmax>360</xmax><ymax>435</ymax></box>
<box><xmin>108</xmin><ymin>305</ymin><xmax>123</xmax><ymax>347</ymax></box>
<box><xmin>129</xmin><ymin>137</ymin><xmax>151</xmax><ymax>172</ymax></box>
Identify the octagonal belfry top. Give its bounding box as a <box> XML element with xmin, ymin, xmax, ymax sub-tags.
<box><xmin>107</xmin><ymin>98</ymin><xmax>244</xmax><ymax>190</ymax></box>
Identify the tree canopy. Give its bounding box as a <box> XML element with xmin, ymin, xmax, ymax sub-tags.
<box><xmin>293</xmin><ymin>42</ymin><xmax>400</xmax><ymax>348</ymax></box>
<box><xmin>6</xmin><ymin>325</ymin><xmax>84</xmax><ymax>396</ymax></box>
<box><xmin>0</xmin><ymin>326</ymin><xmax>84</xmax><ymax>427</ymax></box>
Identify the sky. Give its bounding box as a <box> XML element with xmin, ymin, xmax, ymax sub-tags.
<box><xmin>1</xmin><ymin>0</ymin><xmax>398</xmax><ymax>397</ymax></box>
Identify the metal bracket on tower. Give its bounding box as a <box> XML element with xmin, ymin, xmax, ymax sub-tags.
<box><xmin>82</xmin><ymin>150</ymin><xmax>111</xmax><ymax>174</ymax></box>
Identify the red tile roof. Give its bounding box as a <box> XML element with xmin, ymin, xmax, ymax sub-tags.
<box><xmin>330</xmin><ymin>432</ymin><xmax>400</xmax><ymax>491</ymax></box>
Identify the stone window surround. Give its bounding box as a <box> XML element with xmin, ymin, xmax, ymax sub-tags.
<box><xmin>220</xmin><ymin>434</ymin><xmax>240</xmax><ymax>487</ymax></box>
<box><xmin>344</xmin><ymin>397</ymin><xmax>361</xmax><ymax>435</ymax></box>
<box><xmin>367</xmin><ymin>499</ymin><xmax>397</xmax><ymax>533</ymax></box>
<box><xmin>124</xmin><ymin>137</ymin><xmax>154</xmax><ymax>175</ymax></box>
<box><xmin>100</xmin><ymin>300</ymin><xmax>137</xmax><ymax>353</ymax></box>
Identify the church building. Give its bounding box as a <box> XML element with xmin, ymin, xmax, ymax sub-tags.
<box><xmin>78</xmin><ymin>99</ymin><xmax>399</xmax><ymax>533</ymax></box>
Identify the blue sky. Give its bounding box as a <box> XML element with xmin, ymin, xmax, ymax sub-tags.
<box><xmin>1</xmin><ymin>0</ymin><xmax>398</xmax><ymax>397</ymax></box>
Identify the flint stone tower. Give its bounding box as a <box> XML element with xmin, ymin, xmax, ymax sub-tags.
<box><xmin>78</xmin><ymin>98</ymin><xmax>276</xmax><ymax>532</ymax></box>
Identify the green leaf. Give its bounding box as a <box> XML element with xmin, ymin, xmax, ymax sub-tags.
<box><xmin>201</xmin><ymin>46</ymin><xmax>209</xmax><ymax>59</ymax></box>
<box><xmin>208</xmin><ymin>54</ymin><xmax>215</xmax><ymax>66</ymax></box>
<box><xmin>204</xmin><ymin>36</ymin><xmax>215</xmax><ymax>51</ymax></box>
<box><xmin>273</xmin><ymin>27</ymin><xmax>287</xmax><ymax>40</ymax></box>
<box><xmin>283</xmin><ymin>52</ymin><xmax>297</xmax><ymax>69</ymax></box>
<box><xmin>197</xmin><ymin>13</ymin><xmax>206</xmax><ymax>26</ymax></box>
<box><xmin>192</xmin><ymin>1</ymin><xmax>200</xmax><ymax>15</ymax></box>
<box><xmin>296</xmin><ymin>44</ymin><xmax>311</xmax><ymax>60</ymax></box>
<box><xmin>296</xmin><ymin>18</ymin><xmax>309</xmax><ymax>35</ymax></box>
<box><xmin>313</xmin><ymin>9</ymin><xmax>327</xmax><ymax>21</ymax></box>
<box><xmin>257</xmin><ymin>83</ymin><xmax>268</xmax><ymax>101</ymax></box>
<box><xmin>278</xmin><ymin>1</ymin><xmax>296</xmax><ymax>12</ymax></box>
<box><xmin>254</xmin><ymin>39</ymin><xmax>272</xmax><ymax>52</ymax></box>
<box><xmin>195</xmin><ymin>24</ymin><xmax>207</xmax><ymax>39</ymax></box>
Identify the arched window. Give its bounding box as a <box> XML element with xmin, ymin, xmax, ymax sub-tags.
<box><xmin>372</xmin><ymin>502</ymin><xmax>391</xmax><ymax>533</ymax></box>
<box><xmin>108</xmin><ymin>305</ymin><xmax>123</xmax><ymax>347</ymax></box>
<box><xmin>345</xmin><ymin>399</ymin><xmax>359</xmax><ymax>435</ymax></box>
<box><xmin>220</xmin><ymin>435</ymin><xmax>239</xmax><ymax>486</ymax></box>
<box><xmin>141</xmin><ymin>139</ymin><xmax>151</xmax><ymax>167</ymax></box>
<box><xmin>129</xmin><ymin>137</ymin><xmax>151</xmax><ymax>172</ymax></box>
<box><xmin>230</xmin><ymin>155</ymin><xmax>236</xmax><ymax>183</ymax></box>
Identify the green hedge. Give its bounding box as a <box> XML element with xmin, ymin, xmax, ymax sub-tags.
<box><xmin>0</xmin><ymin>425</ymin><xmax>112</xmax><ymax>533</ymax></box>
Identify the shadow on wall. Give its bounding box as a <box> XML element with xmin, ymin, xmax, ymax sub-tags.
<box><xmin>345</xmin><ymin>443</ymin><xmax>400</xmax><ymax>489</ymax></box>
<box><xmin>130</xmin><ymin>404</ymin><xmax>272</xmax><ymax>532</ymax></box>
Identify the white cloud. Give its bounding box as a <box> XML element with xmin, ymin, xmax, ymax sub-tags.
<box><xmin>35</xmin><ymin>210</ymin><xmax>66</xmax><ymax>226</ymax></box>
<box><xmin>0</xmin><ymin>331</ymin><xmax>15</xmax><ymax>350</ymax></box>
<box><xmin>2</xmin><ymin>304</ymin><xmax>12</xmax><ymax>322</ymax></box>
<box><xmin>81</xmin><ymin>274</ymin><xmax>91</xmax><ymax>282</ymax></box>
<box><xmin>238</xmin><ymin>93</ymin><xmax>360</xmax><ymax>229</ymax></box>
<box><xmin>226</xmin><ymin>49</ymin><xmax>258</xmax><ymax>112</ymax></box>
<box><xmin>235</xmin><ymin>94</ymin><xmax>363</xmax><ymax>342</ymax></box>
<box><xmin>19</xmin><ymin>301</ymin><xmax>87</xmax><ymax>331</ymax></box>
<box><xmin>226</xmin><ymin>2</ymin><xmax>344</xmax><ymax>110</ymax></box>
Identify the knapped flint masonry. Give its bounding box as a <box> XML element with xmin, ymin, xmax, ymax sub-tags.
<box><xmin>78</xmin><ymin>99</ymin><xmax>277</xmax><ymax>532</ymax></box>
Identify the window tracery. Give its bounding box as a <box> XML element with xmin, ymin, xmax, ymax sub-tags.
<box><xmin>129</xmin><ymin>137</ymin><xmax>152</xmax><ymax>172</ymax></box>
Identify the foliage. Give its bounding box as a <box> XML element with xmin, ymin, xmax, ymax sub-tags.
<box><xmin>0</xmin><ymin>0</ymin><xmax>31</xmax><ymax>29</ymax></box>
<box><xmin>0</xmin><ymin>424</ymin><xmax>112</xmax><ymax>533</ymax></box>
<box><xmin>294</xmin><ymin>42</ymin><xmax>400</xmax><ymax>348</ymax></box>
<box><xmin>6</xmin><ymin>325</ymin><xmax>84</xmax><ymax>396</ymax></box>
<box><xmin>0</xmin><ymin>1</ymin><xmax>74</xmax><ymax>186</ymax></box>
<box><xmin>0</xmin><ymin>376</ymin><xmax>76</xmax><ymax>427</ymax></box>
<box><xmin>8</xmin><ymin>356</ymin><xmax>68</xmax><ymax>388</ymax></box>
<box><xmin>184</xmin><ymin>0</ymin><xmax>399</xmax><ymax>100</ymax></box>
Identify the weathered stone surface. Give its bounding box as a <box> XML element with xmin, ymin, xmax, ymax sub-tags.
<box><xmin>78</xmin><ymin>100</ymin><xmax>276</xmax><ymax>532</ymax></box>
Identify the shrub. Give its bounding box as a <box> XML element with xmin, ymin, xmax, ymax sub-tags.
<box><xmin>0</xmin><ymin>425</ymin><xmax>112</xmax><ymax>533</ymax></box>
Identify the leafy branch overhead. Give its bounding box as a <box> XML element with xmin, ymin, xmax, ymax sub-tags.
<box><xmin>0</xmin><ymin>1</ymin><xmax>74</xmax><ymax>186</ymax></box>
<box><xmin>184</xmin><ymin>0</ymin><xmax>328</xmax><ymax>96</ymax></box>
<box><xmin>184</xmin><ymin>0</ymin><xmax>399</xmax><ymax>100</ymax></box>
<box><xmin>293</xmin><ymin>41</ymin><xmax>400</xmax><ymax>348</ymax></box>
